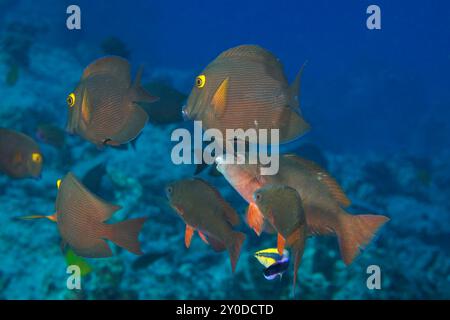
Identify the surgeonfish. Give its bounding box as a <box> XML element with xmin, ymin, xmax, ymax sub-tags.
<box><xmin>66</xmin><ymin>56</ymin><xmax>158</xmax><ymax>147</ymax></box>
<box><xmin>0</xmin><ymin>128</ymin><xmax>43</xmax><ymax>179</ymax></box>
<box><xmin>183</xmin><ymin>44</ymin><xmax>310</xmax><ymax>143</ymax></box>
<box><xmin>17</xmin><ymin>173</ymin><xmax>147</xmax><ymax>258</ymax></box>
<box><xmin>216</xmin><ymin>153</ymin><xmax>389</xmax><ymax>266</ymax></box>
<box><xmin>165</xmin><ymin>178</ymin><xmax>246</xmax><ymax>272</ymax></box>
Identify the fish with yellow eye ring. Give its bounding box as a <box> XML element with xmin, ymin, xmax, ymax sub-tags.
<box><xmin>66</xmin><ymin>93</ymin><xmax>76</xmax><ymax>107</ymax></box>
<box><xmin>0</xmin><ymin>128</ymin><xmax>43</xmax><ymax>179</ymax></box>
<box><xmin>183</xmin><ymin>44</ymin><xmax>310</xmax><ymax>143</ymax></box>
<box><xmin>66</xmin><ymin>56</ymin><xmax>159</xmax><ymax>148</ymax></box>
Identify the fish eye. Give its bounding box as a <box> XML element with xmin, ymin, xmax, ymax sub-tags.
<box><xmin>166</xmin><ymin>186</ymin><xmax>173</xmax><ymax>195</ymax></box>
<box><xmin>255</xmin><ymin>193</ymin><xmax>262</xmax><ymax>201</ymax></box>
<box><xmin>67</xmin><ymin>93</ymin><xmax>76</xmax><ymax>107</ymax></box>
<box><xmin>31</xmin><ymin>153</ymin><xmax>42</xmax><ymax>164</ymax></box>
<box><xmin>196</xmin><ymin>75</ymin><xmax>206</xmax><ymax>88</ymax></box>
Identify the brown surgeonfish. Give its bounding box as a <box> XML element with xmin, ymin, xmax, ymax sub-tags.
<box><xmin>0</xmin><ymin>128</ymin><xmax>43</xmax><ymax>179</ymax></box>
<box><xmin>254</xmin><ymin>185</ymin><xmax>307</xmax><ymax>296</ymax></box>
<box><xmin>183</xmin><ymin>45</ymin><xmax>310</xmax><ymax>143</ymax></box>
<box><xmin>165</xmin><ymin>178</ymin><xmax>246</xmax><ymax>272</ymax></box>
<box><xmin>19</xmin><ymin>173</ymin><xmax>147</xmax><ymax>258</ymax></box>
<box><xmin>66</xmin><ymin>56</ymin><xmax>158</xmax><ymax>147</ymax></box>
<box><xmin>216</xmin><ymin>153</ymin><xmax>390</xmax><ymax>265</ymax></box>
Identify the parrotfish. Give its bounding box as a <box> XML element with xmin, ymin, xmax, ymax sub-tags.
<box><xmin>18</xmin><ymin>173</ymin><xmax>147</xmax><ymax>258</ymax></box>
<box><xmin>254</xmin><ymin>248</ymin><xmax>290</xmax><ymax>280</ymax></box>
<box><xmin>254</xmin><ymin>185</ymin><xmax>307</xmax><ymax>295</ymax></box>
<box><xmin>165</xmin><ymin>178</ymin><xmax>246</xmax><ymax>272</ymax></box>
<box><xmin>66</xmin><ymin>56</ymin><xmax>158</xmax><ymax>147</ymax></box>
<box><xmin>216</xmin><ymin>153</ymin><xmax>390</xmax><ymax>265</ymax></box>
<box><xmin>183</xmin><ymin>44</ymin><xmax>310</xmax><ymax>143</ymax></box>
<box><xmin>0</xmin><ymin>128</ymin><xmax>43</xmax><ymax>179</ymax></box>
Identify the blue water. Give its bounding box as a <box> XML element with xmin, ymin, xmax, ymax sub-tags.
<box><xmin>0</xmin><ymin>0</ymin><xmax>448</xmax><ymax>299</ymax></box>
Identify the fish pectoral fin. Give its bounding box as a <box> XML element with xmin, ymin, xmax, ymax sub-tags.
<box><xmin>246</xmin><ymin>203</ymin><xmax>265</xmax><ymax>236</ymax></box>
<box><xmin>211</xmin><ymin>77</ymin><xmax>229</xmax><ymax>118</ymax></box>
<box><xmin>277</xmin><ymin>233</ymin><xmax>286</xmax><ymax>255</ymax></box>
<box><xmin>185</xmin><ymin>225</ymin><xmax>195</xmax><ymax>248</ymax></box>
<box><xmin>197</xmin><ymin>231</ymin><xmax>209</xmax><ymax>245</ymax></box>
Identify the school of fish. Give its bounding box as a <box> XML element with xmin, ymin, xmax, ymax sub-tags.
<box><xmin>1</xmin><ymin>44</ymin><xmax>389</xmax><ymax>298</ymax></box>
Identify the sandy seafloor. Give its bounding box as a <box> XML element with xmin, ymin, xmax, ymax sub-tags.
<box><xmin>0</xmin><ymin>1</ymin><xmax>449</xmax><ymax>300</ymax></box>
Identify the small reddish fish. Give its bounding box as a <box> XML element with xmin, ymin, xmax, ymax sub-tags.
<box><xmin>0</xmin><ymin>128</ymin><xmax>43</xmax><ymax>179</ymax></box>
<box><xmin>254</xmin><ymin>185</ymin><xmax>307</xmax><ymax>296</ymax></box>
<box><xmin>165</xmin><ymin>178</ymin><xmax>246</xmax><ymax>273</ymax></box>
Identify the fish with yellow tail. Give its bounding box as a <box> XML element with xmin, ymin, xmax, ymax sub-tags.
<box><xmin>165</xmin><ymin>178</ymin><xmax>246</xmax><ymax>273</ymax></box>
<box><xmin>66</xmin><ymin>56</ymin><xmax>158</xmax><ymax>147</ymax></box>
<box><xmin>183</xmin><ymin>44</ymin><xmax>310</xmax><ymax>143</ymax></box>
<box><xmin>216</xmin><ymin>153</ymin><xmax>390</xmax><ymax>266</ymax></box>
<box><xmin>0</xmin><ymin>128</ymin><xmax>43</xmax><ymax>179</ymax></box>
<box><xmin>254</xmin><ymin>185</ymin><xmax>307</xmax><ymax>296</ymax></box>
<box><xmin>17</xmin><ymin>173</ymin><xmax>147</xmax><ymax>258</ymax></box>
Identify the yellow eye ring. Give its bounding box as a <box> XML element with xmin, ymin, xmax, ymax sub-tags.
<box><xmin>31</xmin><ymin>152</ymin><xmax>42</xmax><ymax>164</ymax></box>
<box><xmin>196</xmin><ymin>75</ymin><xmax>206</xmax><ymax>88</ymax></box>
<box><xmin>67</xmin><ymin>93</ymin><xmax>76</xmax><ymax>107</ymax></box>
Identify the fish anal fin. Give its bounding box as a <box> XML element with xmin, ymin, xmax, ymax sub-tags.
<box><xmin>185</xmin><ymin>225</ymin><xmax>195</xmax><ymax>248</ymax></box>
<box><xmin>211</xmin><ymin>77</ymin><xmax>229</xmax><ymax>118</ymax></box>
<box><xmin>277</xmin><ymin>233</ymin><xmax>286</xmax><ymax>255</ymax></box>
<box><xmin>246</xmin><ymin>202</ymin><xmax>264</xmax><ymax>236</ymax></box>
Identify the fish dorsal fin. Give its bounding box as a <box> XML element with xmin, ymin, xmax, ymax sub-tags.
<box><xmin>192</xmin><ymin>178</ymin><xmax>240</xmax><ymax>226</ymax></box>
<box><xmin>82</xmin><ymin>56</ymin><xmax>131</xmax><ymax>84</ymax></box>
<box><xmin>219</xmin><ymin>45</ymin><xmax>279</xmax><ymax>65</ymax></box>
<box><xmin>57</xmin><ymin>172</ymin><xmax>121</xmax><ymax>222</ymax></box>
<box><xmin>287</xmin><ymin>61</ymin><xmax>307</xmax><ymax>110</ymax></box>
<box><xmin>211</xmin><ymin>77</ymin><xmax>229</xmax><ymax>118</ymax></box>
<box><xmin>284</xmin><ymin>154</ymin><xmax>351</xmax><ymax>207</ymax></box>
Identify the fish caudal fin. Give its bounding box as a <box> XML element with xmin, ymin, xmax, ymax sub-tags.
<box><xmin>337</xmin><ymin>213</ymin><xmax>389</xmax><ymax>265</ymax></box>
<box><xmin>226</xmin><ymin>231</ymin><xmax>246</xmax><ymax>273</ymax></box>
<box><xmin>131</xmin><ymin>67</ymin><xmax>159</xmax><ymax>104</ymax></box>
<box><xmin>107</xmin><ymin>217</ymin><xmax>147</xmax><ymax>255</ymax></box>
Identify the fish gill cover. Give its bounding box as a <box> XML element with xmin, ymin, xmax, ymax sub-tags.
<box><xmin>0</xmin><ymin>0</ymin><xmax>448</xmax><ymax>300</ymax></box>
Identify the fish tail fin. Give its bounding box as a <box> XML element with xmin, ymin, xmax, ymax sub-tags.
<box><xmin>107</xmin><ymin>217</ymin><xmax>147</xmax><ymax>255</ymax></box>
<box><xmin>131</xmin><ymin>66</ymin><xmax>159</xmax><ymax>103</ymax></box>
<box><xmin>336</xmin><ymin>213</ymin><xmax>389</xmax><ymax>265</ymax></box>
<box><xmin>288</xmin><ymin>60</ymin><xmax>308</xmax><ymax>110</ymax></box>
<box><xmin>226</xmin><ymin>231</ymin><xmax>246</xmax><ymax>273</ymax></box>
<box><xmin>15</xmin><ymin>213</ymin><xmax>57</xmax><ymax>222</ymax></box>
